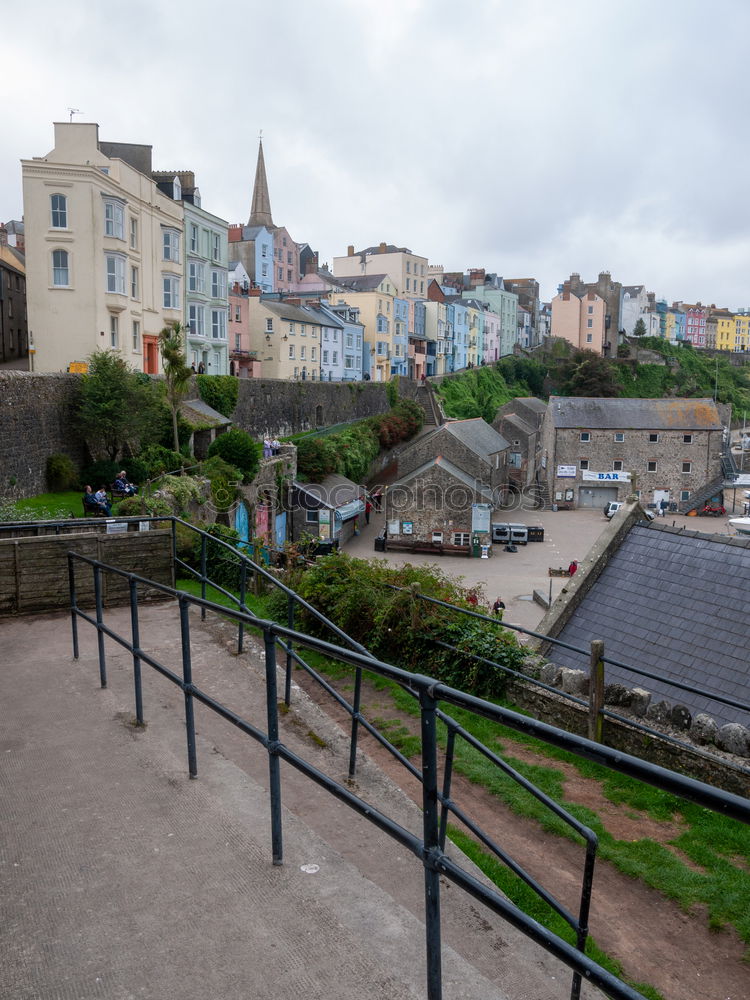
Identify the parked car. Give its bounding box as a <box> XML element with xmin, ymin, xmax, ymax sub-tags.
<box><xmin>698</xmin><ymin>503</ymin><xmax>726</xmax><ymax>517</ymax></box>
<box><xmin>604</xmin><ymin>501</ymin><xmax>624</xmax><ymax>519</ymax></box>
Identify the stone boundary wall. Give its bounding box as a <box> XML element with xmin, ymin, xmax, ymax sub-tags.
<box><xmin>0</xmin><ymin>372</ymin><xmax>88</xmax><ymax>497</ymax></box>
<box><xmin>0</xmin><ymin>372</ymin><xmax>425</xmax><ymax>498</ymax></box>
<box><xmin>0</xmin><ymin>529</ymin><xmax>173</xmax><ymax>615</ymax></box>
<box><xmin>504</xmin><ymin>665</ymin><xmax>749</xmax><ymax>797</ymax></box>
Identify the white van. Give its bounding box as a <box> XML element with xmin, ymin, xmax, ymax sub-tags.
<box><xmin>604</xmin><ymin>501</ymin><xmax>624</xmax><ymax>519</ymax></box>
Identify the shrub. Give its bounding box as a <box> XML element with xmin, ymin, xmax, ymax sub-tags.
<box><xmin>81</xmin><ymin>459</ymin><xmax>119</xmax><ymax>490</ymax></box>
<box><xmin>199</xmin><ymin>455</ymin><xmax>243</xmax><ymax>513</ymax></box>
<box><xmin>295</xmin><ymin>435</ymin><xmax>339</xmax><ymax>482</ymax></box>
<box><xmin>386</xmin><ymin>376</ymin><xmax>399</xmax><ymax>408</ymax></box>
<box><xmin>138</xmin><ymin>444</ymin><xmax>184</xmax><ymax>479</ymax></box>
<box><xmin>117</xmin><ymin>494</ymin><xmax>172</xmax><ymax>517</ymax></box>
<box><xmin>207</xmin><ymin>429</ymin><xmax>261</xmax><ymax>482</ymax></box>
<box><xmin>46</xmin><ymin>454</ymin><xmax>78</xmax><ymax>492</ymax></box>
<box><xmin>196</xmin><ymin>375</ymin><xmax>239</xmax><ymax>418</ymax></box>
<box><xmin>122</xmin><ymin>457</ymin><xmax>149</xmax><ymax>486</ymax></box>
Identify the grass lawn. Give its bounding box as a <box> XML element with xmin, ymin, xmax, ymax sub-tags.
<box><xmin>10</xmin><ymin>490</ymin><xmax>89</xmax><ymax>520</ymax></box>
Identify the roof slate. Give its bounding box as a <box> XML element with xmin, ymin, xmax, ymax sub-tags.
<box><xmin>548</xmin><ymin>396</ymin><xmax>723</xmax><ymax>431</ymax></box>
<box><xmin>552</xmin><ymin>524</ymin><xmax>750</xmax><ymax>727</ymax></box>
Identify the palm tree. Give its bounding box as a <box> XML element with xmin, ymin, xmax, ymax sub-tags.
<box><xmin>158</xmin><ymin>322</ymin><xmax>192</xmax><ymax>457</ymax></box>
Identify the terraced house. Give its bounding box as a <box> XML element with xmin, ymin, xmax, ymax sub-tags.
<box><xmin>23</xmin><ymin>122</ymin><xmax>184</xmax><ymax>373</ymax></box>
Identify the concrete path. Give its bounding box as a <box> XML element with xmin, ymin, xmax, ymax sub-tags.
<box><xmin>1</xmin><ymin>601</ymin><xmax>607</xmax><ymax>1000</ymax></box>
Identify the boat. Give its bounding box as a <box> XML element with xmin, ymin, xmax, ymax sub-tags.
<box><xmin>728</xmin><ymin>517</ymin><xmax>750</xmax><ymax>535</ymax></box>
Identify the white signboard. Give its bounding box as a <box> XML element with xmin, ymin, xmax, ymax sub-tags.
<box><xmin>387</xmin><ymin>520</ymin><xmax>400</xmax><ymax>536</ymax></box>
<box><xmin>106</xmin><ymin>520</ymin><xmax>128</xmax><ymax>534</ymax></box>
<box><xmin>557</xmin><ymin>465</ymin><xmax>577</xmax><ymax>478</ymax></box>
<box><xmin>471</xmin><ymin>503</ymin><xmax>492</xmax><ymax>533</ymax></box>
<box><xmin>138</xmin><ymin>521</ymin><xmax>150</xmax><ymax>532</ymax></box>
<box><xmin>582</xmin><ymin>470</ymin><xmax>631</xmax><ymax>482</ymax></box>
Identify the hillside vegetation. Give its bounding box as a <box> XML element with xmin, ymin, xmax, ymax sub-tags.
<box><xmin>436</xmin><ymin>340</ymin><xmax>750</xmax><ymax>423</ymax></box>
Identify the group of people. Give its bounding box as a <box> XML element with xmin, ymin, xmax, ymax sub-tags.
<box><xmin>190</xmin><ymin>362</ymin><xmax>206</xmax><ymax>374</ymax></box>
<box><xmin>82</xmin><ymin>471</ymin><xmax>138</xmax><ymax>516</ymax></box>
<box><xmin>263</xmin><ymin>438</ymin><xmax>281</xmax><ymax>458</ymax></box>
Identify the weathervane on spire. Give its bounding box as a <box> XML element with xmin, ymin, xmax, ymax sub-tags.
<box><xmin>259</xmin><ymin>129</ymin><xmax>263</xmax><ymax>141</ymax></box>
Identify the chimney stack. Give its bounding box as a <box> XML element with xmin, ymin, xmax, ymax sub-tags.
<box><xmin>379</xmin><ymin>242</ymin><xmax>387</xmax><ymax>253</ymax></box>
<box><xmin>347</xmin><ymin>245</ymin><xmax>354</xmax><ymax>256</ymax></box>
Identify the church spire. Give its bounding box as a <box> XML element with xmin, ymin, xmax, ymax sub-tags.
<box><xmin>248</xmin><ymin>137</ymin><xmax>274</xmax><ymax>229</ymax></box>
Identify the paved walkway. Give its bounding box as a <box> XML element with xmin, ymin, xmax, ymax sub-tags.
<box><xmin>1</xmin><ymin>602</ymin><xmax>604</xmax><ymax>1000</ymax></box>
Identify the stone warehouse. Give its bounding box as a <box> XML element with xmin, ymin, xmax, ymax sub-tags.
<box><xmin>539</xmin><ymin>396</ymin><xmax>729</xmax><ymax>511</ymax></box>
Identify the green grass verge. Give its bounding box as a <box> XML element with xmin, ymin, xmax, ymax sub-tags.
<box><xmin>449</xmin><ymin>827</ymin><xmax>664</xmax><ymax>1000</ymax></box>
<box><xmin>8</xmin><ymin>490</ymin><xmax>89</xmax><ymax>520</ymax></box>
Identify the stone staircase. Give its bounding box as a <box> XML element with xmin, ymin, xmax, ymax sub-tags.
<box><xmin>416</xmin><ymin>381</ymin><xmax>444</xmax><ymax>428</ymax></box>
<box><xmin>678</xmin><ymin>475</ymin><xmax>726</xmax><ymax>514</ymax></box>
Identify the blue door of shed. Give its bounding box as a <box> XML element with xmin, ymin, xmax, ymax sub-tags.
<box><xmin>235</xmin><ymin>502</ymin><xmax>250</xmax><ymax>550</ymax></box>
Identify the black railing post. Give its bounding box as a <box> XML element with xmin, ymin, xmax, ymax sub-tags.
<box><xmin>68</xmin><ymin>553</ymin><xmax>79</xmax><ymax>660</ymax></box>
<box><xmin>263</xmin><ymin>625</ymin><xmax>283</xmax><ymax>865</ymax></box>
<box><xmin>200</xmin><ymin>534</ymin><xmax>207</xmax><ymax>621</ymax></box>
<box><xmin>179</xmin><ymin>596</ymin><xmax>198</xmax><ymax>778</ymax></box>
<box><xmin>571</xmin><ymin>839</ymin><xmax>598</xmax><ymax>1000</ymax></box>
<box><xmin>170</xmin><ymin>517</ymin><xmax>177</xmax><ymax>569</ymax></box>
<box><xmin>238</xmin><ymin>562</ymin><xmax>247</xmax><ymax>654</ymax></box>
<box><xmin>438</xmin><ymin>725</ymin><xmax>456</xmax><ymax>850</ymax></box>
<box><xmin>588</xmin><ymin>640</ymin><xmax>605</xmax><ymax>743</ymax></box>
<box><xmin>93</xmin><ymin>565</ymin><xmax>107</xmax><ymax>689</ymax></box>
<box><xmin>285</xmin><ymin>595</ymin><xmax>295</xmax><ymax>706</ymax></box>
<box><xmin>420</xmin><ymin>686</ymin><xmax>443</xmax><ymax>1000</ymax></box>
<box><xmin>129</xmin><ymin>577</ymin><xmax>144</xmax><ymax>726</ymax></box>
<box><xmin>348</xmin><ymin>666</ymin><xmax>362</xmax><ymax>779</ymax></box>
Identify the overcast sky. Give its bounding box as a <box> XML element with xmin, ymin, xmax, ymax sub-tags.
<box><xmin>5</xmin><ymin>0</ymin><xmax>750</xmax><ymax>308</ymax></box>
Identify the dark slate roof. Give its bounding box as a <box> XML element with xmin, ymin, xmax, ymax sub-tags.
<box><xmin>334</xmin><ymin>273</ymin><xmax>390</xmax><ymax>292</ymax></box>
<box><xmin>294</xmin><ymin>474</ymin><xmax>362</xmax><ymax>509</ymax></box>
<box><xmin>548</xmin><ymin>397</ymin><xmax>722</xmax><ymax>431</ymax></box>
<box><xmin>443</xmin><ymin>418</ymin><xmax>510</xmax><ymax>457</ymax></box>
<box><xmin>552</xmin><ymin>523</ymin><xmax>750</xmax><ymax>727</ymax></box>
<box><xmin>179</xmin><ymin>399</ymin><xmax>231</xmax><ymax>427</ymax></box>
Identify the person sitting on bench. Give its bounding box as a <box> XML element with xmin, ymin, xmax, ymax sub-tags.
<box><xmin>94</xmin><ymin>486</ymin><xmax>112</xmax><ymax>515</ymax></box>
<box><xmin>114</xmin><ymin>470</ymin><xmax>138</xmax><ymax>496</ymax></box>
<box><xmin>83</xmin><ymin>485</ymin><xmax>109</xmax><ymax>515</ymax></box>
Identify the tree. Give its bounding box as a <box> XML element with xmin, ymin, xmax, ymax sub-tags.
<box><xmin>207</xmin><ymin>429</ymin><xmax>261</xmax><ymax>482</ymax></box>
<box><xmin>159</xmin><ymin>322</ymin><xmax>192</xmax><ymax>456</ymax></box>
<box><xmin>76</xmin><ymin>350</ymin><xmax>158</xmax><ymax>460</ymax></box>
<box><xmin>633</xmin><ymin>318</ymin><xmax>647</xmax><ymax>338</ymax></box>
<box><xmin>550</xmin><ymin>349</ymin><xmax>621</xmax><ymax>398</ymax></box>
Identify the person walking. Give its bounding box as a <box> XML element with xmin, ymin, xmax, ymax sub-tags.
<box><xmin>660</xmin><ymin>498</ymin><xmax>669</xmax><ymax>517</ymax></box>
<box><xmin>568</xmin><ymin>560</ymin><xmax>578</xmax><ymax>576</ymax></box>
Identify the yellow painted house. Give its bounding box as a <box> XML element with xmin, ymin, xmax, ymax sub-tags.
<box><xmin>714</xmin><ymin>310</ymin><xmax>735</xmax><ymax>351</ymax></box>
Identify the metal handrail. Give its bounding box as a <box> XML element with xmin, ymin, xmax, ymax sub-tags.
<box><xmin>67</xmin><ymin>552</ymin><xmax>750</xmax><ymax>1000</ymax></box>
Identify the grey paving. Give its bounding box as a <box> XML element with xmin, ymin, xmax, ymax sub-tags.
<box><xmin>1</xmin><ymin>603</ymin><xmax>605</xmax><ymax>1000</ymax></box>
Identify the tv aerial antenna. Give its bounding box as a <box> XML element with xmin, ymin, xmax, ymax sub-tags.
<box><xmin>68</xmin><ymin>108</ymin><xmax>83</xmax><ymax>123</ymax></box>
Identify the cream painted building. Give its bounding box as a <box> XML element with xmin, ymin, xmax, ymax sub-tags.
<box><xmin>550</xmin><ymin>289</ymin><xmax>606</xmax><ymax>353</ymax></box>
<box><xmin>246</xmin><ymin>296</ymin><xmax>325</xmax><ymax>380</ymax></box>
<box><xmin>325</xmin><ymin>274</ymin><xmax>397</xmax><ymax>382</ymax></box>
<box><xmin>22</xmin><ymin>122</ymin><xmax>184</xmax><ymax>373</ymax></box>
<box><xmin>332</xmin><ymin>243</ymin><xmax>428</xmax><ymax>300</ymax></box>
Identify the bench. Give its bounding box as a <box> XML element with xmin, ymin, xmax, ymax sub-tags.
<box><xmin>384</xmin><ymin>539</ymin><xmax>470</xmax><ymax>557</ymax></box>
<box><xmin>82</xmin><ymin>500</ymin><xmax>108</xmax><ymax>518</ymax></box>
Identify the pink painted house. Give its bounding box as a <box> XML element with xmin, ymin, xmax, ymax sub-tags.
<box><xmin>228</xmin><ymin>283</ymin><xmax>262</xmax><ymax>377</ymax></box>
<box><xmin>551</xmin><ymin>289</ymin><xmax>606</xmax><ymax>353</ymax></box>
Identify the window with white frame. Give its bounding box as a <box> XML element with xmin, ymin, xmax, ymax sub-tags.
<box><xmin>163</xmin><ymin>275</ymin><xmax>180</xmax><ymax>308</ymax></box>
<box><xmin>614</xmin><ymin>432</ymin><xmax>624</xmax><ymax>442</ymax></box>
<box><xmin>345</xmin><ymin>333</ymin><xmax>353</xmax><ymax>348</ymax></box>
<box><xmin>52</xmin><ymin>249</ymin><xmax>69</xmax><ymax>286</ymax></box>
<box><xmin>683</xmin><ymin>434</ymin><xmax>693</xmax><ymax>444</ymax></box>
<box><xmin>105</xmin><ymin>254</ymin><xmax>126</xmax><ymax>294</ymax></box>
<box><xmin>648</xmin><ymin>433</ymin><xmax>659</xmax><ymax>442</ymax></box>
<box><xmin>129</xmin><ymin>217</ymin><xmax>138</xmax><ymax>250</ymax></box>
<box><xmin>311</xmin><ymin>347</ymin><xmax>317</xmax><ymax>360</ymax></box>
<box><xmin>211</xmin><ymin>270</ymin><xmax>226</xmax><ymax>299</ymax></box>
<box><xmin>580</xmin><ymin>432</ymin><xmax>590</xmax><ymax>442</ymax></box>
<box><xmin>305</xmin><ymin>508</ymin><xmax>317</xmax><ymax>523</ymax></box>
<box><xmin>50</xmin><ymin>194</ymin><xmax>67</xmax><ymax>229</ymax></box>
<box><xmin>104</xmin><ymin>199</ymin><xmax>125</xmax><ymax>239</ymax></box>
<box><xmin>130</xmin><ymin>266</ymin><xmax>139</xmax><ymax>299</ymax></box>
<box><xmin>300</xmin><ymin>346</ymin><xmax>306</xmax><ymax>360</ymax></box>
<box><xmin>188</xmin><ymin>262</ymin><xmax>205</xmax><ymax>293</ymax></box>
<box><xmin>235</xmin><ymin>334</ymin><xmax>241</xmax><ymax>350</ymax></box>
<box><xmin>162</xmin><ymin>228</ymin><xmax>180</xmax><ymax>263</ymax></box>
<box><xmin>235</xmin><ymin>304</ymin><xmax>241</xmax><ymax>322</ymax></box>
<box><xmin>189</xmin><ymin>224</ymin><xmax>199</xmax><ymax>253</ymax></box>
<box><xmin>682</xmin><ymin>461</ymin><xmax>692</xmax><ymax>473</ymax></box>
<box><xmin>289</xmin><ymin>345</ymin><xmax>296</xmax><ymax>359</ymax></box>
<box><xmin>109</xmin><ymin>314</ymin><xmax>119</xmax><ymax>348</ymax></box>
<box><xmin>277</xmin><ymin>267</ymin><xmax>283</xmax><ymax>280</ymax></box>
<box><xmin>188</xmin><ymin>304</ymin><xmax>205</xmax><ymax>337</ymax></box>
<box><xmin>265</xmin><ymin>318</ymin><xmax>273</xmax><ymax>332</ymax></box>
<box><xmin>332</xmin><ymin>351</ymin><xmax>338</xmax><ymax>365</ymax></box>
<box><xmin>261</xmin><ymin>264</ymin><xmax>268</xmax><ymax>277</ymax></box>
<box><xmin>132</xmin><ymin>320</ymin><xmax>140</xmax><ymax>351</ymax></box>
<box><xmin>345</xmin><ymin>354</ymin><xmax>354</xmax><ymax>369</ymax></box>
<box><xmin>289</xmin><ymin>322</ymin><xmax>295</xmax><ymax>335</ymax></box>
<box><xmin>453</xmin><ymin>532</ymin><xmax>470</xmax><ymax>546</ymax></box>
<box><xmin>212</xmin><ymin>233</ymin><xmax>221</xmax><ymax>262</ymax></box>
<box><xmin>680</xmin><ymin>490</ymin><xmax>690</xmax><ymax>501</ymax></box>
<box><xmin>323</xmin><ymin>350</ymin><xmax>329</xmax><ymax>364</ymax></box>
<box><xmin>300</xmin><ymin>324</ymin><xmax>306</xmax><ymax>336</ymax></box>
<box><xmin>210</xmin><ymin>310</ymin><xmax>226</xmax><ymax>340</ymax></box>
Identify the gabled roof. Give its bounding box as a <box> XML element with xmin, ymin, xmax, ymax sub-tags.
<box><xmin>394</xmin><ymin>456</ymin><xmax>494</xmax><ymax>501</ymax></box>
<box><xmin>548</xmin><ymin>397</ymin><xmax>722</xmax><ymax>431</ymax></box>
<box><xmin>334</xmin><ymin>273</ymin><xmax>390</xmax><ymax>293</ymax></box>
<box><xmin>179</xmin><ymin>398</ymin><xmax>231</xmax><ymax>427</ymax></box>
<box><xmin>551</xmin><ymin>523</ymin><xmax>750</xmax><ymax>727</ymax></box>
<box><xmin>0</xmin><ymin>245</ymin><xmax>25</xmax><ymax>274</ymax></box>
<box><xmin>294</xmin><ymin>474</ymin><xmax>362</xmax><ymax>509</ymax></box>
<box><xmin>441</xmin><ymin>418</ymin><xmax>510</xmax><ymax>457</ymax></box>
<box><xmin>262</xmin><ymin>301</ymin><xmax>324</xmax><ymax>325</ymax></box>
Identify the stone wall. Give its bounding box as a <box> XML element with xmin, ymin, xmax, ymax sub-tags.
<box><xmin>0</xmin><ymin>372</ymin><xmax>87</xmax><ymax>497</ymax></box>
<box><xmin>227</xmin><ymin>378</ymin><xmax>394</xmax><ymax>438</ymax></box>
<box><xmin>0</xmin><ymin>372</ymin><xmax>422</xmax><ymax>498</ymax></box>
